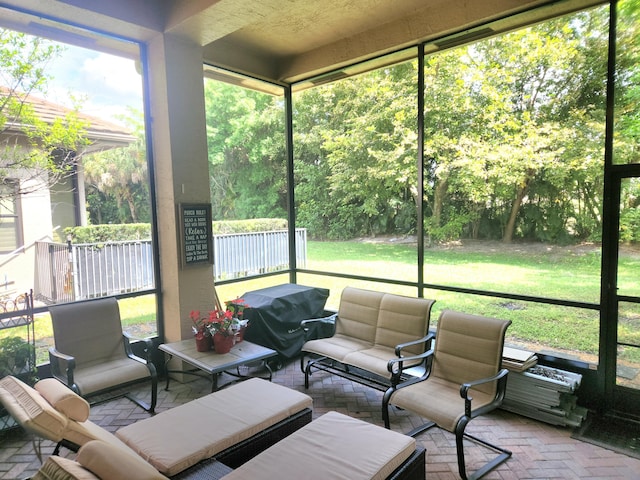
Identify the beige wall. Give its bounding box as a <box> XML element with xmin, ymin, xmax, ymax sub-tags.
<box><xmin>146</xmin><ymin>32</ymin><xmax>217</xmax><ymax>344</ymax></box>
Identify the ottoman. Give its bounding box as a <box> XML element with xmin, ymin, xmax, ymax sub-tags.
<box><xmin>223</xmin><ymin>411</ymin><xmax>425</xmax><ymax>480</ymax></box>
<box><xmin>115</xmin><ymin>378</ymin><xmax>312</xmax><ymax>476</ymax></box>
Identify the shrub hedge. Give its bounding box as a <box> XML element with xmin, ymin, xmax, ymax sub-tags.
<box><xmin>65</xmin><ymin>219</ymin><xmax>288</xmax><ymax>243</ymax></box>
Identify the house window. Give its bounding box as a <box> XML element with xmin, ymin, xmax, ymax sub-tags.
<box><xmin>0</xmin><ymin>180</ymin><xmax>23</xmax><ymax>253</ymax></box>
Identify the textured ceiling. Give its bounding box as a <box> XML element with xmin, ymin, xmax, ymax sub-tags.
<box><xmin>1</xmin><ymin>0</ymin><xmax>605</xmax><ymax>85</ymax></box>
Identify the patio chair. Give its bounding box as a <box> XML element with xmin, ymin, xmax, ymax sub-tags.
<box><xmin>48</xmin><ymin>297</ymin><xmax>157</xmax><ymax>413</ymax></box>
<box><xmin>382</xmin><ymin>310</ymin><xmax>512</xmax><ymax>480</ymax></box>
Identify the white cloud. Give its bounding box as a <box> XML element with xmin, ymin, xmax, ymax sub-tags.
<box><xmin>40</xmin><ymin>46</ymin><xmax>143</xmax><ymax>125</ymax></box>
<box><xmin>81</xmin><ymin>54</ymin><xmax>142</xmax><ymax>97</ymax></box>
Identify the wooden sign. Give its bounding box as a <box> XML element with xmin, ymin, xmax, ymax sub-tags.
<box><xmin>179</xmin><ymin>203</ymin><xmax>213</xmax><ymax>267</ymax></box>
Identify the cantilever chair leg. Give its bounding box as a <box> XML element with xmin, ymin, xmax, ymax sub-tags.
<box><xmin>455</xmin><ymin>417</ymin><xmax>512</xmax><ymax>480</ymax></box>
<box><xmin>126</xmin><ymin>364</ymin><xmax>158</xmax><ymax>414</ymax></box>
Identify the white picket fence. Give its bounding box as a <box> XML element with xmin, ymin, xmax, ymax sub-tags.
<box><xmin>34</xmin><ymin>229</ymin><xmax>307</xmax><ymax>303</ymax></box>
<box><xmin>214</xmin><ymin>229</ymin><xmax>307</xmax><ymax>280</ymax></box>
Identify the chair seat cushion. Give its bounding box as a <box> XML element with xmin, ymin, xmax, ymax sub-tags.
<box><xmin>73</xmin><ymin>357</ymin><xmax>151</xmax><ymax>396</ymax></box>
<box><xmin>115</xmin><ymin>378</ymin><xmax>312</xmax><ymax>476</ymax></box>
<box><xmin>389</xmin><ymin>376</ymin><xmax>494</xmax><ymax>432</ymax></box>
<box><xmin>302</xmin><ymin>333</ymin><xmax>372</xmax><ymax>363</ymax></box>
<box><xmin>343</xmin><ymin>346</ymin><xmax>422</xmax><ymax>379</ymax></box>
<box><xmin>223</xmin><ymin>411</ymin><xmax>416</xmax><ymax>480</ymax></box>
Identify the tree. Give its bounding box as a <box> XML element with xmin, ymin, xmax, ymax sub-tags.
<box><xmin>83</xmin><ymin>108</ymin><xmax>150</xmax><ymax>224</ymax></box>
<box><xmin>202</xmin><ymin>5</ymin><xmax>625</xmax><ymax>246</ymax></box>
<box><xmin>0</xmin><ymin>29</ymin><xmax>89</xmax><ymax>202</ymax></box>
<box><xmin>293</xmin><ymin>62</ymin><xmax>419</xmax><ymax>239</ymax></box>
<box><xmin>204</xmin><ymin>81</ymin><xmax>287</xmax><ymax>221</ymax></box>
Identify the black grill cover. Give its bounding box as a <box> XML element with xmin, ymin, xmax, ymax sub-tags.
<box><xmin>241</xmin><ymin>284</ymin><xmax>329</xmax><ymax>363</ymax></box>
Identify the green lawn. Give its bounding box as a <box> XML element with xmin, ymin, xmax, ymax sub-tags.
<box><xmin>297</xmin><ymin>240</ymin><xmax>639</xmax><ymax>365</ymax></box>
<box><xmin>5</xmin><ymin>240</ymin><xmax>639</xmax><ymax>366</ymax></box>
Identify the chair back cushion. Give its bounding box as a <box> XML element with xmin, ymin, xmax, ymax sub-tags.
<box><xmin>334</xmin><ymin>287</ymin><xmax>384</xmax><ymax>344</ymax></box>
<box><xmin>432</xmin><ymin>310</ymin><xmax>511</xmax><ymax>396</ymax></box>
<box><xmin>35</xmin><ymin>378</ymin><xmax>90</xmax><ymax>422</ymax></box>
<box><xmin>374</xmin><ymin>294</ymin><xmax>435</xmax><ymax>354</ymax></box>
<box><xmin>49</xmin><ymin>297</ymin><xmax>125</xmax><ymax>364</ymax></box>
<box><xmin>0</xmin><ymin>375</ymin><xmax>68</xmax><ymax>442</ymax></box>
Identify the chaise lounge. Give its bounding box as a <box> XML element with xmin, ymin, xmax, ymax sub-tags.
<box><xmin>0</xmin><ymin>375</ymin><xmax>312</xmax><ymax>477</ymax></box>
<box><xmin>29</xmin><ymin>411</ymin><xmax>426</xmax><ymax>480</ymax></box>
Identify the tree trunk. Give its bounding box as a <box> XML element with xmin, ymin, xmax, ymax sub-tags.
<box><xmin>503</xmin><ymin>180</ymin><xmax>529</xmax><ymax>243</ymax></box>
<box><xmin>432</xmin><ymin>176</ymin><xmax>448</xmax><ymax>227</ymax></box>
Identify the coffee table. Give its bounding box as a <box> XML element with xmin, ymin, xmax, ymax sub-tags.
<box><xmin>159</xmin><ymin>339</ymin><xmax>277</xmax><ymax>392</ymax></box>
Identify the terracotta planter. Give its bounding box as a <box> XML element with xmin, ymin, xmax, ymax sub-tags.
<box><xmin>195</xmin><ymin>333</ymin><xmax>212</xmax><ymax>352</ymax></box>
<box><xmin>213</xmin><ymin>332</ymin><xmax>234</xmax><ymax>354</ymax></box>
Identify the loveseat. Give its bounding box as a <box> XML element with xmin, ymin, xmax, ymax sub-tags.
<box><xmin>300</xmin><ymin>287</ymin><xmax>435</xmax><ymax>390</ymax></box>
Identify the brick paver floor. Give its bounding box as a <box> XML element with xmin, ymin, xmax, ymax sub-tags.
<box><xmin>1</xmin><ymin>359</ymin><xmax>640</xmax><ymax>479</ymax></box>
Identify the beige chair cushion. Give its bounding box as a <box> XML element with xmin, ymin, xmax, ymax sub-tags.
<box><xmin>31</xmin><ymin>456</ymin><xmax>100</xmax><ymax>480</ymax></box>
<box><xmin>71</xmin><ymin>357</ymin><xmax>151</xmax><ymax>396</ymax></box>
<box><xmin>431</xmin><ymin>310</ymin><xmax>511</xmax><ymax>396</ymax></box>
<box><xmin>63</xmin><ymin>415</ymin><xmax>133</xmax><ymax>451</ymax></box>
<box><xmin>301</xmin><ymin>287</ymin><xmax>385</xmax><ymax>362</ymax></box>
<box><xmin>389</xmin><ymin>310</ymin><xmax>511</xmax><ymax>432</ymax></box>
<box><xmin>50</xmin><ymin>298</ymin><xmax>125</xmax><ymax>366</ymax></box>
<box><xmin>389</xmin><ymin>375</ymin><xmax>494</xmax><ymax>432</ymax></box>
<box><xmin>302</xmin><ymin>333</ymin><xmax>373</xmax><ymax>363</ymax></box>
<box><xmin>374</xmin><ymin>293</ymin><xmax>434</xmax><ymax>354</ymax></box>
<box><xmin>78</xmin><ymin>440</ymin><xmax>168</xmax><ymax>480</ymax></box>
<box><xmin>49</xmin><ymin>297</ymin><xmax>152</xmax><ymax>397</ymax></box>
<box><xmin>342</xmin><ymin>345</ymin><xmax>421</xmax><ymax>379</ymax></box>
<box><xmin>115</xmin><ymin>378</ymin><xmax>312</xmax><ymax>476</ymax></box>
<box><xmin>0</xmin><ymin>376</ymin><xmax>68</xmax><ymax>442</ymax></box>
<box><xmin>0</xmin><ymin>375</ymin><xmax>133</xmax><ymax>451</ymax></box>
<box><xmin>35</xmin><ymin>379</ymin><xmax>90</xmax><ymax>422</ymax></box>
<box><xmin>223</xmin><ymin>411</ymin><xmax>416</xmax><ymax>480</ymax></box>
<box><xmin>334</xmin><ymin>287</ymin><xmax>384</xmax><ymax>343</ymax></box>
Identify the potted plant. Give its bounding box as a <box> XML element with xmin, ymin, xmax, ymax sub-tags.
<box><xmin>206</xmin><ymin>309</ymin><xmax>236</xmax><ymax>354</ymax></box>
<box><xmin>0</xmin><ymin>336</ymin><xmax>37</xmax><ymax>384</ymax></box>
<box><xmin>189</xmin><ymin>310</ymin><xmax>214</xmax><ymax>352</ymax></box>
<box><xmin>225</xmin><ymin>298</ymin><xmax>249</xmax><ymax>341</ymax></box>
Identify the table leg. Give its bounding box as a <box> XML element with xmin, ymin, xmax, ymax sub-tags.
<box><xmin>264</xmin><ymin>361</ymin><xmax>273</xmax><ymax>381</ymax></box>
<box><xmin>211</xmin><ymin>372</ymin><xmax>219</xmax><ymax>392</ymax></box>
<box><xmin>164</xmin><ymin>353</ymin><xmax>173</xmax><ymax>391</ymax></box>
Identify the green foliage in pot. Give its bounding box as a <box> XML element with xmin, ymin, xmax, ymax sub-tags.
<box><xmin>0</xmin><ymin>336</ymin><xmax>37</xmax><ymax>384</ymax></box>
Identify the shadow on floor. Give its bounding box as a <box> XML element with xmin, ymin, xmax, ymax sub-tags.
<box><xmin>572</xmin><ymin>413</ymin><xmax>640</xmax><ymax>460</ymax></box>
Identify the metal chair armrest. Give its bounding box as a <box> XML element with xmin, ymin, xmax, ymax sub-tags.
<box><xmin>122</xmin><ymin>332</ymin><xmax>152</xmax><ymax>363</ymax></box>
<box><xmin>394</xmin><ymin>332</ymin><xmax>435</xmax><ymax>356</ymax></box>
<box><xmin>387</xmin><ymin>348</ymin><xmax>434</xmax><ymax>386</ymax></box>
<box><xmin>300</xmin><ymin>312</ymin><xmax>337</xmax><ymax>327</ymax></box>
<box><xmin>48</xmin><ymin>347</ymin><xmax>76</xmax><ymax>389</ymax></box>
<box><xmin>300</xmin><ymin>312</ymin><xmax>338</xmax><ymax>334</ymax></box>
<box><xmin>460</xmin><ymin>368</ymin><xmax>510</xmax><ymax>417</ymax></box>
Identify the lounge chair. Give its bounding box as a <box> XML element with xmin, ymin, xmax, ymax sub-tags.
<box><xmin>0</xmin><ymin>375</ymin><xmax>312</xmax><ymax>477</ymax></box>
<box><xmin>29</xmin><ymin>412</ymin><xmax>425</xmax><ymax>480</ymax></box>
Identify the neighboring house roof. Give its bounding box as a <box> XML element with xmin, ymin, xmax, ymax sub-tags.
<box><xmin>1</xmin><ymin>87</ymin><xmax>136</xmax><ymax>153</ymax></box>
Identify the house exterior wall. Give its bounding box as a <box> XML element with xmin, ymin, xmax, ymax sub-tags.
<box><xmin>0</xmin><ymin>171</ymin><xmax>54</xmax><ymax>298</ymax></box>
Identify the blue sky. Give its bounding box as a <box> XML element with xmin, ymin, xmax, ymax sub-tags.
<box><xmin>37</xmin><ymin>42</ymin><xmax>143</xmax><ymax>127</ymax></box>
